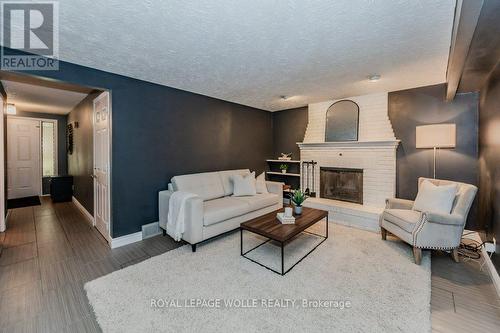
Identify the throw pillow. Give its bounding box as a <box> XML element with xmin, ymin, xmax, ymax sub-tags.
<box><xmin>255</xmin><ymin>172</ymin><xmax>268</xmax><ymax>194</ymax></box>
<box><xmin>232</xmin><ymin>172</ymin><xmax>257</xmax><ymax>196</ymax></box>
<box><xmin>413</xmin><ymin>180</ymin><xmax>458</xmax><ymax>214</ymax></box>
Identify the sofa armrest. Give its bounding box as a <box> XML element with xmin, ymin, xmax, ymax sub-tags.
<box><xmin>181</xmin><ymin>196</ymin><xmax>204</xmax><ymax>244</ymax></box>
<box><xmin>158</xmin><ymin>190</ymin><xmax>204</xmax><ymax>244</ymax></box>
<box><xmin>422</xmin><ymin>212</ymin><xmax>463</xmax><ymax>226</ymax></box>
<box><xmin>386</xmin><ymin>198</ymin><xmax>414</xmax><ymax>210</ymax></box>
<box><xmin>266</xmin><ymin>181</ymin><xmax>284</xmax><ymax>195</ymax></box>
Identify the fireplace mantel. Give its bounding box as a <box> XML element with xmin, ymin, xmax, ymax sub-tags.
<box><xmin>297</xmin><ymin>140</ymin><xmax>400</xmax><ymax>149</ymax></box>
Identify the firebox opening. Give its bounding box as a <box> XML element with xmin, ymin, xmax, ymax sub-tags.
<box><xmin>320</xmin><ymin>167</ymin><xmax>363</xmax><ymax>204</ymax></box>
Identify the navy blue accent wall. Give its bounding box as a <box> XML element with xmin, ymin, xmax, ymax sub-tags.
<box><xmin>2</xmin><ymin>48</ymin><xmax>273</xmax><ymax>237</ymax></box>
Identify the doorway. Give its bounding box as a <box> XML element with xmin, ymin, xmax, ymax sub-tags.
<box><xmin>6</xmin><ymin>116</ymin><xmax>58</xmax><ymax>199</ymax></box>
<box><xmin>1</xmin><ymin>72</ymin><xmax>112</xmax><ymax>245</ymax></box>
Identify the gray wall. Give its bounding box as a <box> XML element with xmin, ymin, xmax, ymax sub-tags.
<box><xmin>6</xmin><ymin>48</ymin><xmax>273</xmax><ymax>237</ymax></box>
<box><xmin>478</xmin><ymin>63</ymin><xmax>500</xmax><ymax>269</ymax></box>
<box><xmin>272</xmin><ymin>106</ymin><xmax>308</xmax><ymax>160</ymax></box>
<box><xmin>388</xmin><ymin>84</ymin><xmax>479</xmax><ymax>229</ymax></box>
<box><xmin>67</xmin><ymin>92</ymin><xmax>99</xmax><ymax>215</ymax></box>
<box><xmin>10</xmin><ymin>111</ymin><xmax>67</xmax><ymax>195</ymax></box>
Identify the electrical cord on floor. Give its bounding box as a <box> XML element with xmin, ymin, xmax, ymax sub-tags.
<box><xmin>458</xmin><ymin>239</ymin><xmax>484</xmax><ymax>260</ymax></box>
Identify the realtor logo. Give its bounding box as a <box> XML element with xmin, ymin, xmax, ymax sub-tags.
<box><xmin>1</xmin><ymin>1</ymin><xmax>59</xmax><ymax>70</ymax></box>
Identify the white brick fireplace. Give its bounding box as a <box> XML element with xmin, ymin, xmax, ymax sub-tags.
<box><xmin>298</xmin><ymin>92</ymin><xmax>400</xmax><ymax>232</ymax></box>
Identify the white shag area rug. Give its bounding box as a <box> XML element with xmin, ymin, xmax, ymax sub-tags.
<box><xmin>85</xmin><ymin>224</ymin><xmax>431</xmax><ymax>333</ymax></box>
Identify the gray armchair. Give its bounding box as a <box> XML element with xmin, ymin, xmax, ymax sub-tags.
<box><xmin>380</xmin><ymin>177</ymin><xmax>477</xmax><ymax>264</ymax></box>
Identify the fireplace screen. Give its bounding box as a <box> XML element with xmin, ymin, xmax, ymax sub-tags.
<box><xmin>320</xmin><ymin>167</ymin><xmax>363</xmax><ymax>204</ymax></box>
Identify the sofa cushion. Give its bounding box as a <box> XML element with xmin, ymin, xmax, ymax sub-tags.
<box><xmin>383</xmin><ymin>209</ymin><xmax>421</xmax><ymax>233</ymax></box>
<box><xmin>255</xmin><ymin>172</ymin><xmax>268</xmax><ymax>194</ymax></box>
<box><xmin>172</xmin><ymin>172</ymin><xmax>225</xmax><ymax>201</ymax></box>
<box><xmin>218</xmin><ymin>169</ymin><xmax>250</xmax><ymax>196</ymax></box>
<box><xmin>233</xmin><ymin>193</ymin><xmax>278</xmax><ymax>211</ymax></box>
<box><xmin>232</xmin><ymin>172</ymin><xmax>257</xmax><ymax>196</ymax></box>
<box><xmin>203</xmin><ymin>197</ymin><xmax>250</xmax><ymax>226</ymax></box>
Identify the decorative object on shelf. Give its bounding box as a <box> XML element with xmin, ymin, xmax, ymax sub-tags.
<box><xmin>277</xmin><ymin>211</ymin><xmax>295</xmax><ymax>224</ymax></box>
<box><xmin>416</xmin><ymin>124</ymin><xmax>456</xmax><ymax>179</ymax></box>
<box><xmin>278</xmin><ymin>153</ymin><xmax>292</xmax><ymax>160</ymax></box>
<box><xmin>280</xmin><ymin>163</ymin><xmax>288</xmax><ymax>174</ymax></box>
<box><xmin>291</xmin><ymin>189</ymin><xmax>307</xmax><ymax>215</ymax></box>
<box><xmin>325</xmin><ymin>99</ymin><xmax>359</xmax><ymax>142</ymax></box>
<box><xmin>301</xmin><ymin>160</ymin><xmax>317</xmax><ymax>197</ymax></box>
<box><xmin>66</xmin><ymin>123</ymin><xmax>74</xmax><ymax>155</ymax></box>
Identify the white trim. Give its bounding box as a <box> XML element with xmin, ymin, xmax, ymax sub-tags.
<box><xmin>110</xmin><ymin>231</ymin><xmax>143</xmax><ymax>249</ymax></box>
<box><xmin>298</xmin><ymin>140</ymin><xmax>400</xmax><ymax>149</ymax></box>
<box><xmin>463</xmin><ymin>230</ymin><xmax>500</xmax><ymax>298</ymax></box>
<box><xmin>72</xmin><ymin>196</ymin><xmax>94</xmax><ymax>226</ymax></box>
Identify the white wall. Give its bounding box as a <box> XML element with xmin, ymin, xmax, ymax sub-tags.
<box><xmin>303</xmin><ymin>92</ymin><xmax>396</xmax><ymax>143</ymax></box>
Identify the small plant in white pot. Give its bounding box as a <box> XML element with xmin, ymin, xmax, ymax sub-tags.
<box><xmin>279</xmin><ymin>164</ymin><xmax>288</xmax><ymax>174</ymax></box>
<box><xmin>291</xmin><ymin>189</ymin><xmax>307</xmax><ymax>215</ymax></box>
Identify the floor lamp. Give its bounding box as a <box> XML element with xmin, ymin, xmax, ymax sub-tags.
<box><xmin>416</xmin><ymin>124</ymin><xmax>456</xmax><ymax>179</ymax></box>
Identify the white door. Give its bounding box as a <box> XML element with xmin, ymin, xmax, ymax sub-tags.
<box><xmin>93</xmin><ymin>92</ymin><xmax>111</xmax><ymax>241</ymax></box>
<box><xmin>7</xmin><ymin>118</ymin><xmax>41</xmax><ymax>199</ymax></box>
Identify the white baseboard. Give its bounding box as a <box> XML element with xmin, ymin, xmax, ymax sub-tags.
<box><xmin>72</xmin><ymin>196</ymin><xmax>94</xmax><ymax>226</ymax></box>
<box><xmin>111</xmin><ymin>231</ymin><xmax>143</xmax><ymax>249</ymax></box>
<box><xmin>464</xmin><ymin>230</ymin><xmax>500</xmax><ymax>298</ymax></box>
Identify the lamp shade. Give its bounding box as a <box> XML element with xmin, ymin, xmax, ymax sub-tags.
<box><xmin>416</xmin><ymin>124</ymin><xmax>456</xmax><ymax>148</ymax></box>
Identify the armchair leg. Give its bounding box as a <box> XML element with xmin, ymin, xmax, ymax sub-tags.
<box><xmin>413</xmin><ymin>247</ymin><xmax>422</xmax><ymax>265</ymax></box>
<box><xmin>451</xmin><ymin>248</ymin><xmax>460</xmax><ymax>263</ymax></box>
<box><xmin>381</xmin><ymin>227</ymin><xmax>387</xmax><ymax>240</ymax></box>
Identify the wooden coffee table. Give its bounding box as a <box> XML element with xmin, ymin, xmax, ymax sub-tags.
<box><xmin>240</xmin><ymin>207</ymin><xmax>328</xmax><ymax>275</ymax></box>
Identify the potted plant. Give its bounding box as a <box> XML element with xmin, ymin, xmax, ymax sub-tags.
<box><xmin>291</xmin><ymin>189</ymin><xmax>307</xmax><ymax>215</ymax></box>
<box><xmin>280</xmin><ymin>164</ymin><xmax>288</xmax><ymax>174</ymax></box>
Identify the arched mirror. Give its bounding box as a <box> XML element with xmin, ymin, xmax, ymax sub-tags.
<box><xmin>325</xmin><ymin>100</ymin><xmax>359</xmax><ymax>142</ymax></box>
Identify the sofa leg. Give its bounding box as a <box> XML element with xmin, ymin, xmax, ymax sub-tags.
<box><xmin>191</xmin><ymin>244</ymin><xmax>197</xmax><ymax>252</ymax></box>
<box><xmin>381</xmin><ymin>227</ymin><xmax>387</xmax><ymax>240</ymax></box>
<box><xmin>413</xmin><ymin>247</ymin><xmax>422</xmax><ymax>265</ymax></box>
<box><xmin>451</xmin><ymin>248</ymin><xmax>460</xmax><ymax>263</ymax></box>
<box><xmin>162</xmin><ymin>229</ymin><xmax>166</xmax><ymax>236</ymax></box>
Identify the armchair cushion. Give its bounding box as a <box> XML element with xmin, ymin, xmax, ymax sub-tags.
<box><xmin>383</xmin><ymin>209</ymin><xmax>422</xmax><ymax>233</ymax></box>
<box><xmin>413</xmin><ymin>180</ymin><xmax>457</xmax><ymax>214</ymax></box>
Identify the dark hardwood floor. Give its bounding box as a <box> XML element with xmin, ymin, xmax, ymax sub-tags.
<box><xmin>0</xmin><ymin>197</ymin><xmax>499</xmax><ymax>332</ymax></box>
<box><xmin>0</xmin><ymin>197</ymin><xmax>181</xmax><ymax>332</ymax></box>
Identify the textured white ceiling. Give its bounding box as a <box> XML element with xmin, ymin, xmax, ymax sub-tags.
<box><xmin>57</xmin><ymin>0</ymin><xmax>456</xmax><ymax>111</ymax></box>
<box><xmin>2</xmin><ymin>80</ymin><xmax>89</xmax><ymax>115</ymax></box>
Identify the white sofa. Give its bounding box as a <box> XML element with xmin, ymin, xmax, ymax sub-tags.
<box><xmin>159</xmin><ymin>169</ymin><xmax>283</xmax><ymax>251</ymax></box>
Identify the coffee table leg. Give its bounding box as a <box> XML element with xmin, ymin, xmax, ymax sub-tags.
<box><xmin>281</xmin><ymin>242</ymin><xmax>284</xmax><ymax>275</ymax></box>
<box><xmin>326</xmin><ymin>214</ymin><xmax>329</xmax><ymax>239</ymax></box>
<box><xmin>240</xmin><ymin>228</ymin><xmax>243</xmax><ymax>255</ymax></box>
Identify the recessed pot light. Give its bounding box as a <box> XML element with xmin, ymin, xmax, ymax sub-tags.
<box><xmin>368</xmin><ymin>74</ymin><xmax>381</xmax><ymax>82</ymax></box>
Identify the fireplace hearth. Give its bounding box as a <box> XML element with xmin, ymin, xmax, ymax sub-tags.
<box><xmin>320</xmin><ymin>167</ymin><xmax>363</xmax><ymax>204</ymax></box>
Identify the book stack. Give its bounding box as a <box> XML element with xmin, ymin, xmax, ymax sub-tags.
<box><xmin>277</xmin><ymin>212</ymin><xmax>295</xmax><ymax>224</ymax></box>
